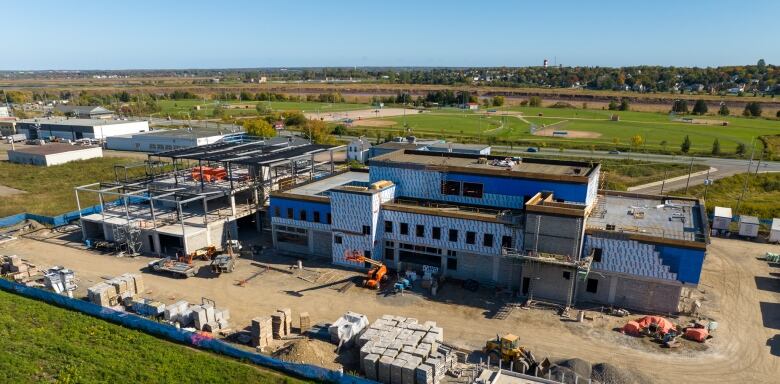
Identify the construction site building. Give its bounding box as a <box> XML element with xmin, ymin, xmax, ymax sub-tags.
<box><xmin>75</xmin><ymin>136</ymin><xmax>343</xmax><ymax>256</ymax></box>
<box><xmin>269</xmin><ymin>149</ymin><xmax>709</xmax><ymax>313</ymax></box>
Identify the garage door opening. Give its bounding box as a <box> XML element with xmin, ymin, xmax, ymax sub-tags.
<box><xmin>158</xmin><ymin>234</ymin><xmax>183</xmax><ymax>256</ymax></box>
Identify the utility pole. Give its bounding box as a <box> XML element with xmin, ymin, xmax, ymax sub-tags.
<box><xmin>660</xmin><ymin>171</ymin><xmax>668</xmax><ymax>195</ymax></box>
<box><xmin>684</xmin><ymin>156</ymin><xmax>695</xmax><ymax>193</ymax></box>
<box><xmin>736</xmin><ymin>139</ymin><xmax>757</xmax><ymax>215</ymax></box>
<box><xmin>702</xmin><ymin>168</ymin><xmax>712</xmax><ymax>202</ymax></box>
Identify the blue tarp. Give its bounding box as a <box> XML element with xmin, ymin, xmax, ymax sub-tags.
<box><xmin>0</xmin><ymin>279</ymin><xmax>375</xmax><ymax>384</ymax></box>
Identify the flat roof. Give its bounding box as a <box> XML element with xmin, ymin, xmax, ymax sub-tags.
<box><xmin>740</xmin><ymin>215</ymin><xmax>759</xmax><ymax>224</ymax></box>
<box><xmin>121</xmin><ymin>128</ymin><xmax>229</xmax><ymax>139</ymax></box>
<box><xmin>285</xmin><ymin>171</ymin><xmax>370</xmax><ymax>197</ymax></box>
<box><xmin>9</xmin><ymin>143</ymin><xmax>99</xmax><ymax>156</ymax></box>
<box><xmin>425</xmin><ymin>142</ymin><xmax>490</xmax><ymax>150</ymax></box>
<box><xmin>18</xmin><ymin>118</ymin><xmax>141</xmax><ymax>127</ymax></box>
<box><xmin>371</xmin><ymin>149</ymin><xmax>597</xmax><ymax>180</ymax></box>
<box><xmin>714</xmin><ymin>206</ymin><xmax>732</xmax><ymax>218</ymax></box>
<box><xmin>587</xmin><ymin>193</ymin><xmax>705</xmax><ymax>244</ymax></box>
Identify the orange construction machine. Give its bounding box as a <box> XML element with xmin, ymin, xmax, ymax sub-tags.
<box><xmin>345</xmin><ymin>250</ymin><xmax>387</xmax><ymax>289</ymax></box>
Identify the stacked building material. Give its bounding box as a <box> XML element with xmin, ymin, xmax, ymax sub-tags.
<box><xmin>1</xmin><ymin>255</ymin><xmax>39</xmax><ymax>281</ymax></box>
<box><xmin>44</xmin><ymin>266</ymin><xmax>77</xmax><ymax>295</ymax></box>
<box><xmin>131</xmin><ymin>298</ymin><xmax>166</xmax><ymax>317</ymax></box>
<box><xmin>86</xmin><ymin>273</ymin><xmax>144</xmax><ymax>307</ymax></box>
<box><xmin>163</xmin><ymin>300</ymin><xmax>190</xmax><ymax>324</ymax></box>
<box><xmin>278</xmin><ymin>308</ymin><xmax>292</xmax><ymax>335</ymax></box>
<box><xmin>359</xmin><ymin>315</ymin><xmax>452</xmax><ymax>384</ymax></box>
<box><xmin>251</xmin><ymin>316</ymin><xmax>273</xmax><ymax>348</ymax></box>
<box><xmin>329</xmin><ymin>311</ymin><xmax>369</xmax><ymax>347</ymax></box>
<box><xmin>299</xmin><ymin>312</ymin><xmax>311</xmax><ymax>332</ymax></box>
<box><xmin>187</xmin><ymin>303</ymin><xmax>230</xmax><ymax>331</ymax></box>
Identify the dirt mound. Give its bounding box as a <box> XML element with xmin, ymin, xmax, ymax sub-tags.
<box><xmin>557</xmin><ymin>358</ymin><xmax>592</xmax><ymax>379</ymax></box>
<box><xmin>591</xmin><ymin>363</ymin><xmax>652</xmax><ymax>384</ymax></box>
<box><xmin>273</xmin><ymin>338</ymin><xmax>357</xmax><ymax>371</ymax></box>
<box><xmin>532</xmin><ymin>126</ymin><xmax>602</xmax><ymax>139</ymax></box>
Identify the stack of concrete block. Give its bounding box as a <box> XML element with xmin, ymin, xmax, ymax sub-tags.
<box><xmin>163</xmin><ymin>300</ymin><xmax>190</xmax><ymax>324</ymax></box>
<box><xmin>2</xmin><ymin>255</ymin><xmax>39</xmax><ymax>281</ymax></box>
<box><xmin>131</xmin><ymin>298</ymin><xmax>166</xmax><ymax>317</ymax></box>
<box><xmin>299</xmin><ymin>312</ymin><xmax>311</xmax><ymax>332</ymax></box>
<box><xmin>251</xmin><ymin>316</ymin><xmax>273</xmax><ymax>348</ymax></box>
<box><xmin>87</xmin><ymin>273</ymin><xmax>144</xmax><ymax>307</ymax></box>
<box><xmin>329</xmin><ymin>311</ymin><xmax>369</xmax><ymax>347</ymax></box>
<box><xmin>271</xmin><ymin>310</ymin><xmax>289</xmax><ymax>339</ymax></box>
<box><xmin>359</xmin><ymin>315</ymin><xmax>452</xmax><ymax>384</ymax></box>
<box><xmin>188</xmin><ymin>303</ymin><xmax>230</xmax><ymax>331</ymax></box>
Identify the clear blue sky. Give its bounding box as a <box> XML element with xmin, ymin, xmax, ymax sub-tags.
<box><xmin>3</xmin><ymin>0</ymin><xmax>778</xmax><ymax>70</ymax></box>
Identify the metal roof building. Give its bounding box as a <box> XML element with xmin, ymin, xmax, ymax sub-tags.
<box><xmin>16</xmin><ymin>118</ymin><xmax>149</xmax><ymax>140</ymax></box>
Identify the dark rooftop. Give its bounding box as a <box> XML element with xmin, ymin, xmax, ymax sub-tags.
<box><xmin>9</xmin><ymin>143</ymin><xmax>100</xmax><ymax>156</ymax></box>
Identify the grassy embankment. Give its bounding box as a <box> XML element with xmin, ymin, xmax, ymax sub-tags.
<box><xmin>0</xmin><ymin>289</ymin><xmax>310</xmax><ymax>383</ymax></box>
<box><xmin>672</xmin><ymin>172</ymin><xmax>780</xmax><ymax>219</ymax></box>
<box><xmin>156</xmin><ymin>99</ymin><xmax>369</xmax><ymax>118</ymax></box>
<box><xmin>0</xmin><ymin>157</ymin><xmax>143</xmax><ymax>217</ymax></box>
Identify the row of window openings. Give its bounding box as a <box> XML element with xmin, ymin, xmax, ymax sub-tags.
<box><xmin>385</xmin><ymin>221</ymin><xmax>511</xmax><ymax>248</ymax></box>
<box><xmin>384</xmin><ymin>241</ymin><xmax>458</xmax><ymax>270</ymax></box>
<box><xmin>441</xmin><ymin>181</ymin><xmax>484</xmax><ymax>198</ymax></box>
<box><xmin>275</xmin><ymin>206</ymin><xmax>332</xmax><ymax>225</ymax></box>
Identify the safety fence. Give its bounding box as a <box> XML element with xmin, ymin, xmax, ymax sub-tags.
<box><xmin>0</xmin><ymin>279</ymin><xmax>374</xmax><ymax>384</ymax></box>
<box><xmin>0</xmin><ymin>195</ymin><xmax>151</xmax><ymax>229</ymax></box>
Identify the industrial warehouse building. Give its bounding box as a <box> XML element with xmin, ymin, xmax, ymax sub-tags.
<box><xmin>16</xmin><ymin>118</ymin><xmax>149</xmax><ymax>140</ymax></box>
<box><xmin>8</xmin><ymin>144</ymin><xmax>103</xmax><ymax>166</ymax></box>
<box><xmin>268</xmin><ymin>150</ymin><xmax>709</xmax><ymax>314</ymax></box>
<box><xmin>105</xmin><ymin>128</ymin><xmax>240</xmax><ymax>152</ymax></box>
<box><xmin>53</xmin><ymin>105</ymin><xmax>114</xmax><ymax>119</ymax></box>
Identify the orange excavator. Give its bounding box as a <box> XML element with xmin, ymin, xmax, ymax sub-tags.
<box><xmin>345</xmin><ymin>250</ymin><xmax>387</xmax><ymax>289</ymax></box>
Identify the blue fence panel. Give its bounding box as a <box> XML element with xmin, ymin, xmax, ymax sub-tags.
<box><xmin>0</xmin><ymin>279</ymin><xmax>375</xmax><ymax>384</ymax></box>
<box><xmin>0</xmin><ymin>213</ymin><xmax>28</xmax><ymax>228</ymax></box>
<box><xmin>0</xmin><ymin>204</ymin><xmax>104</xmax><ymax>229</ymax></box>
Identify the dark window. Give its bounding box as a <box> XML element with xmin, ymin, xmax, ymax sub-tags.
<box><xmin>365</xmin><ymin>250</ymin><xmax>371</xmax><ymax>259</ymax></box>
<box><xmin>466</xmin><ymin>231</ymin><xmax>476</xmax><ymax>244</ymax></box>
<box><xmin>446</xmin><ymin>250</ymin><xmax>457</xmax><ymax>257</ymax></box>
<box><xmin>462</xmin><ymin>182</ymin><xmax>484</xmax><ymax>198</ymax></box>
<box><xmin>327</xmin><ymin>213</ymin><xmax>332</xmax><ymax>224</ymax></box>
<box><xmin>441</xmin><ymin>180</ymin><xmax>461</xmax><ymax>195</ymax></box>
<box><xmin>299</xmin><ymin>210</ymin><xmax>307</xmax><ymax>221</ymax></box>
<box><xmin>362</xmin><ymin>225</ymin><xmax>371</xmax><ymax>235</ymax></box>
<box><xmin>400</xmin><ymin>223</ymin><xmax>409</xmax><ymax>235</ymax></box>
<box><xmin>501</xmin><ymin>235</ymin><xmax>513</xmax><ymax>248</ymax></box>
<box><xmin>274</xmin><ymin>206</ymin><xmax>280</xmax><ymax>217</ymax></box>
<box><xmin>563</xmin><ymin>271</ymin><xmax>571</xmax><ymax>280</ymax></box>
<box><xmin>334</xmin><ymin>235</ymin><xmax>342</xmax><ymax>244</ymax></box>
<box><xmin>384</xmin><ymin>220</ymin><xmax>393</xmax><ymax>233</ymax></box>
<box><xmin>432</xmin><ymin>227</ymin><xmax>441</xmax><ymax>240</ymax></box>
<box><xmin>586</xmin><ymin>278</ymin><xmax>599</xmax><ymax>293</ymax></box>
<box><xmin>447</xmin><ymin>257</ymin><xmax>457</xmax><ymax>270</ymax></box>
<box><xmin>276</xmin><ymin>231</ymin><xmax>307</xmax><ymax>246</ymax></box>
<box><xmin>313</xmin><ymin>211</ymin><xmax>320</xmax><ymax>223</ymax></box>
<box><xmin>483</xmin><ymin>233</ymin><xmax>494</xmax><ymax>247</ymax></box>
<box><xmin>593</xmin><ymin>248</ymin><xmax>603</xmax><ymax>263</ymax></box>
<box><xmin>449</xmin><ymin>229</ymin><xmax>458</xmax><ymax>242</ymax></box>
<box><xmin>384</xmin><ymin>247</ymin><xmax>394</xmax><ymax>260</ymax></box>
<box><xmin>287</xmin><ymin>208</ymin><xmax>293</xmax><ymax>219</ymax></box>
<box><xmin>416</xmin><ymin>224</ymin><xmax>425</xmax><ymax>237</ymax></box>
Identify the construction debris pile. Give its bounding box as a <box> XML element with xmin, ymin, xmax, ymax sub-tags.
<box><xmin>43</xmin><ymin>266</ymin><xmax>77</xmax><ymax>296</ymax></box>
<box><xmin>358</xmin><ymin>315</ymin><xmax>453</xmax><ymax>384</ymax></box>
<box><xmin>87</xmin><ymin>273</ymin><xmax>145</xmax><ymax>307</ymax></box>
<box><xmin>621</xmin><ymin>315</ymin><xmax>715</xmax><ymax>346</ymax></box>
<box><xmin>1</xmin><ymin>255</ymin><xmax>39</xmax><ymax>281</ymax></box>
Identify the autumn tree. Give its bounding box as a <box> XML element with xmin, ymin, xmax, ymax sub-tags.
<box><xmin>242</xmin><ymin>118</ymin><xmax>276</xmax><ymax>138</ymax></box>
<box><xmin>492</xmin><ymin>96</ymin><xmax>505</xmax><ymax>107</ymax></box>
<box><xmin>528</xmin><ymin>96</ymin><xmax>542</xmax><ymax>107</ymax></box>
<box><xmin>303</xmin><ymin>119</ymin><xmax>335</xmax><ymax>144</ymax></box>
<box><xmin>630</xmin><ymin>135</ymin><xmax>643</xmax><ymax>151</ymax></box>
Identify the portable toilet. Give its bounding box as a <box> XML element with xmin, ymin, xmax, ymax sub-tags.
<box><xmin>769</xmin><ymin>218</ymin><xmax>780</xmax><ymax>243</ymax></box>
<box><xmin>738</xmin><ymin>215</ymin><xmax>759</xmax><ymax>238</ymax></box>
<box><xmin>712</xmin><ymin>206</ymin><xmax>732</xmax><ymax>233</ymax></box>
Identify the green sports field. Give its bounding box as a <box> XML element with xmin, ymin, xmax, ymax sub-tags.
<box><xmin>352</xmin><ymin>106</ymin><xmax>780</xmax><ymax>155</ymax></box>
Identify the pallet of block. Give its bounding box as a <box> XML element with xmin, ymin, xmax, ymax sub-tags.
<box><xmin>87</xmin><ymin>273</ymin><xmax>145</xmax><ymax>307</ymax></box>
<box><xmin>1</xmin><ymin>255</ymin><xmax>39</xmax><ymax>281</ymax></box>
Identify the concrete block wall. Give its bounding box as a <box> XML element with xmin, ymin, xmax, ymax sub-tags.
<box><xmin>584</xmin><ymin>236</ymin><xmax>678</xmax><ymax>281</ymax></box>
<box><xmin>520</xmin><ymin>262</ymin><xmax>574</xmax><ymax>303</ymax></box>
<box><xmin>523</xmin><ymin>213</ymin><xmax>583</xmax><ymax>258</ymax></box>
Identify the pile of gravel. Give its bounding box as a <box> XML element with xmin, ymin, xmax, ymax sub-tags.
<box><xmin>591</xmin><ymin>363</ymin><xmax>652</xmax><ymax>384</ymax></box>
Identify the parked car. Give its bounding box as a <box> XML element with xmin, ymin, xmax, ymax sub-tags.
<box><xmin>608</xmin><ymin>150</ymin><xmax>621</xmax><ymax>155</ymax></box>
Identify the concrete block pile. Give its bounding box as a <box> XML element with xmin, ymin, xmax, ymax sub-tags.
<box><xmin>131</xmin><ymin>298</ymin><xmax>166</xmax><ymax>317</ymax></box>
<box><xmin>187</xmin><ymin>302</ymin><xmax>230</xmax><ymax>331</ymax></box>
<box><xmin>359</xmin><ymin>315</ymin><xmax>452</xmax><ymax>384</ymax></box>
<box><xmin>1</xmin><ymin>255</ymin><xmax>39</xmax><ymax>281</ymax></box>
<box><xmin>272</xmin><ymin>307</ymin><xmax>292</xmax><ymax>339</ymax></box>
<box><xmin>87</xmin><ymin>273</ymin><xmax>144</xmax><ymax>307</ymax></box>
<box><xmin>43</xmin><ymin>266</ymin><xmax>76</xmax><ymax>295</ymax></box>
<box><xmin>329</xmin><ymin>311</ymin><xmax>369</xmax><ymax>347</ymax></box>
<box><xmin>251</xmin><ymin>316</ymin><xmax>273</xmax><ymax>348</ymax></box>
<box><xmin>299</xmin><ymin>312</ymin><xmax>311</xmax><ymax>332</ymax></box>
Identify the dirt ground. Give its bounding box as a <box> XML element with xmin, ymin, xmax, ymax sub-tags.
<box><xmin>2</xmin><ymin>233</ymin><xmax>778</xmax><ymax>383</ymax></box>
<box><xmin>305</xmin><ymin>108</ymin><xmax>419</xmax><ymax>122</ymax></box>
<box><xmin>531</xmin><ymin>125</ymin><xmax>602</xmax><ymax>139</ymax></box>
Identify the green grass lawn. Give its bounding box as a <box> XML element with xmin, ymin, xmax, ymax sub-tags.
<box><xmin>351</xmin><ymin>106</ymin><xmax>780</xmax><ymax>156</ymax></box>
<box><xmin>0</xmin><ymin>157</ymin><xmax>143</xmax><ymax>217</ymax></box>
<box><xmin>157</xmin><ymin>99</ymin><xmax>370</xmax><ymax>118</ymax></box>
<box><xmin>672</xmin><ymin>172</ymin><xmax>780</xmax><ymax>219</ymax></box>
<box><xmin>0</xmin><ymin>290</ymin><xmax>310</xmax><ymax>384</ymax></box>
